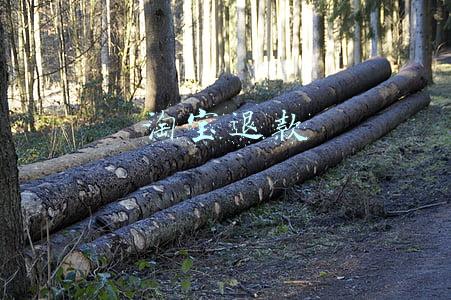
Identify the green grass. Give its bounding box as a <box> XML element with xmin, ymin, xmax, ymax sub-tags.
<box><xmin>14</xmin><ymin>114</ymin><xmax>140</xmax><ymax>165</ymax></box>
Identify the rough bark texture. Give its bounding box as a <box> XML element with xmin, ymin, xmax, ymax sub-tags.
<box><xmin>19</xmin><ymin>74</ymin><xmax>242</xmax><ymax>183</ymax></box>
<box><xmin>21</xmin><ymin>58</ymin><xmax>391</xmax><ymax>242</ymax></box>
<box><xmin>93</xmin><ymin>64</ymin><xmax>426</xmax><ymax>229</ymax></box>
<box><xmin>144</xmin><ymin>0</ymin><xmax>180</xmax><ymax>111</ymax></box>
<box><xmin>34</xmin><ymin>64</ymin><xmax>426</xmax><ymax>262</ymax></box>
<box><xmin>236</xmin><ymin>0</ymin><xmax>247</xmax><ymax>80</ymax></box>
<box><xmin>411</xmin><ymin>0</ymin><xmax>433</xmax><ymax>83</ymax></box>
<box><xmin>370</xmin><ymin>4</ymin><xmax>380</xmax><ymax>57</ymax></box>
<box><xmin>353</xmin><ymin>0</ymin><xmax>362</xmax><ymax>64</ymax></box>
<box><xmin>63</xmin><ymin>91</ymin><xmax>431</xmax><ymax>275</ymax></box>
<box><xmin>0</xmin><ymin>23</ymin><xmax>29</xmax><ymax>297</ymax></box>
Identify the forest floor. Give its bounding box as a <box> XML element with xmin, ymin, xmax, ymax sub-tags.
<box><xmin>101</xmin><ymin>58</ymin><xmax>450</xmax><ymax>299</ymax></box>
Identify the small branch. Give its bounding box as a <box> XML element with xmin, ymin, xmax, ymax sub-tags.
<box><xmin>386</xmin><ymin>201</ymin><xmax>448</xmax><ymax>217</ymax></box>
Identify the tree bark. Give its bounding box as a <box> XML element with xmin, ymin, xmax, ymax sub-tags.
<box><xmin>325</xmin><ymin>1</ymin><xmax>335</xmax><ymax>76</ymax></box>
<box><xmin>38</xmin><ymin>63</ymin><xmax>426</xmax><ymax>258</ymax></box>
<box><xmin>19</xmin><ymin>0</ymin><xmax>36</xmax><ymax>131</ymax></box>
<box><xmin>101</xmin><ymin>0</ymin><xmax>110</xmax><ymax>92</ymax></box>
<box><xmin>19</xmin><ymin>74</ymin><xmax>242</xmax><ymax>183</ymax></box>
<box><xmin>144</xmin><ymin>0</ymin><xmax>180</xmax><ymax>112</ymax></box>
<box><xmin>301</xmin><ymin>0</ymin><xmax>313</xmax><ymax>84</ymax></box>
<box><xmin>266</xmin><ymin>0</ymin><xmax>272</xmax><ymax>78</ymax></box>
<box><xmin>312</xmin><ymin>8</ymin><xmax>325</xmax><ymax>80</ymax></box>
<box><xmin>236</xmin><ymin>0</ymin><xmax>247</xmax><ymax>80</ymax></box>
<box><xmin>0</xmin><ymin>22</ymin><xmax>29</xmax><ymax>297</ymax></box>
<box><xmin>34</xmin><ymin>0</ymin><xmax>44</xmax><ymax>113</ymax></box>
<box><xmin>292</xmin><ymin>0</ymin><xmax>300</xmax><ymax>77</ymax></box>
<box><xmin>403</xmin><ymin>0</ymin><xmax>411</xmax><ymax>61</ymax></box>
<box><xmin>183</xmin><ymin>0</ymin><xmax>196</xmax><ymax>81</ymax></box>
<box><xmin>411</xmin><ymin>0</ymin><xmax>432</xmax><ymax>83</ymax></box>
<box><xmin>201</xmin><ymin>0</ymin><xmax>211</xmax><ymax>85</ymax></box>
<box><xmin>63</xmin><ymin>90</ymin><xmax>431</xmax><ymax>275</ymax></box>
<box><xmin>21</xmin><ymin>58</ymin><xmax>391</xmax><ymax>241</ymax></box>
<box><xmin>255</xmin><ymin>0</ymin><xmax>266</xmax><ymax>80</ymax></box>
<box><xmin>353</xmin><ymin>0</ymin><xmax>362</xmax><ymax>64</ymax></box>
<box><xmin>370</xmin><ymin>2</ymin><xmax>381</xmax><ymax>57</ymax></box>
<box><xmin>277</xmin><ymin>0</ymin><xmax>287</xmax><ymax>79</ymax></box>
<box><xmin>434</xmin><ymin>0</ymin><xmax>445</xmax><ymax>47</ymax></box>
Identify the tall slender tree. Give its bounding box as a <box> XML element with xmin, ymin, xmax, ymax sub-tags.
<box><xmin>183</xmin><ymin>0</ymin><xmax>196</xmax><ymax>80</ymax></box>
<box><xmin>266</xmin><ymin>0</ymin><xmax>272</xmax><ymax>78</ymax></box>
<box><xmin>144</xmin><ymin>0</ymin><xmax>180</xmax><ymax>111</ymax></box>
<box><xmin>353</xmin><ymin>0</ymin><xmax>362</xmax><ymax>63</ymax></box>
<box><xmin>411</xmin><ymin>0</ymin><xmax>432</xmax><ymax>82</ymax></box>
<box><xmin>292</xmin><ymin>0</ymin><xmax>301</xmax><ymax>77</ymax></box>
<box><xmin>370</xmin><ymin>1</ymin><xmax>381</xmax><ymax>56</ymax></box>
<box><xmin>0</xmin><ymin>22</ymin><xmax>29</xmax><ymax>298</ymax></box>
<box><xmin>237</xmin><ymin>0</ymin><xmax>247</xmax><ymax>80</ymax></box>
<box><xmin>302</xmin><ymin>0</ymin><xmax>324</xmax><ymax>83</ymax></box>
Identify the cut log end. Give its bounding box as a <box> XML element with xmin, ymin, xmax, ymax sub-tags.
<box><xmin>62</xmin><ymin>251</ymin><xmax>92</xmax><ymax>279</ymax></box>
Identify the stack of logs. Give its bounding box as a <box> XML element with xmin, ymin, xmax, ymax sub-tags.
<box><xmin>21</xmin><ymin>57</ymin><xmax>429</xmax><ymax>276</ymax></box>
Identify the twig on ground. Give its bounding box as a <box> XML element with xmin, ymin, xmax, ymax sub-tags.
<box><xmin>386</xmin><ymin>201</ymin><xmax>448</xmax><ymax>216</ymax></box>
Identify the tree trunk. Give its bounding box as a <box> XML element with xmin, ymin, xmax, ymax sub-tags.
<box><xmin>201</xmin><ymin>0</ymin><xmax>211</xmax><ymax>85</ymax></box>
<box><xmin>63</xmin><ymin>90</ymin><xmax>431</xmax><ymax>275</ymax></box>
<box><xmin>411</xmin><ymin>0</ymin><xmax>432</xmax><ymax>83</ymax></box>
<box><xmin>383</xmin><ymin>2</ymin><xmax>394</xmax><ymax>66</ymax></box>
<box><xmin>101</xmin><ymin>0</ymin><xmax>110</xmax><ymax>92</ymax></box>
<box><xmin>54</xmin><ymin>0</ymin><xmax>71</xmax><ymax>116</ymax></box>
<box><xmin>20</xmin><ymin>0</ymin><xmax>36</xmax><ymax>131</ymax></box>
<box><xmin>403</xmin><ymin>0</ymin><xmax>411</xmax><ymax>61</ymax></box>
<box><xmin>34</xmin><ymin>0</ymin><xmax>44</xmax><ymax>113</ymax></box>
<box><xmin>277</xmin><ymin>0</ymin><xmax>287</xmax><ymax>79</ymax></box>
<box><xmin>285</xmin><ymin>0</ymin><xmax>291</xmax><ymax>76</ymax></box>
<box><xmin>19</xmin><ymin>74</ymin><xmax>242</xmax><ymax>183</ymax></box>
<box><xmin>21</xmin><ymin>58</ymin><xmax>391</xmax><ymax>241</ymax></box>
<box><xmin>292</xmin><ymin>0</ymin><xmax>300</xmax><ymax>77</ymax></box>
<box><xmin>301</xmin><ymin>0</ymin><xmax>313</xmax><ymax>84</ymax></box>
<box><xmin>251</xmin><ymin>0</ymin><xmax>259</xmax><ymax>77</ymax></box>
<box><xmin>266</xmin><ymin>0</ymin><xmax>272</xmax><ymax>78</ymax></box>
<box><xmin>183</xmin><ymin>0</ymin><xmax>196</xmax><ymax>81</ymax></box>
<box><xmin>255</xmin><ymin>0</ymin><xmax>266</xmax><ymax>80</ymax></box>
<box><xmin>434</xmin><ymin>0</ymin><xmax>445</xmax><ymax>47</ymax></box>
<box><xmin>211</xmin><ymin>0</ymin><xmax>218</xmax><ymax>77</ymax></box>
<box><xmin>236</xmin><ymin>0</ymin><xmax>247</xmax><ymax>80</ymax></box>
<box><xmin>144</xmin><ymin>0</ymin><xmax>180</xmax><ymax>112</ymax></box>
<box><xmin>370</xmin><ymin>3</ymin><xmax>380</xmax><ymax>57</ymax></box>
<box><xmin>0</xmin><ymin>22</ymin><xmax>29</xmax><ymax>297</ymax></box>
<box><xmin>353</xmin><ymin>0</ymin><xmax>362</xmax><ymax>64</ymax></box>
<box><xmin>325</xmin><ymin>1</ymin><xmax>335</xmax><ymax>75</ymax></box>
<box><xmin>139</xmin><ymin>0</ymin><xmax>146</xmax><ymax>82</ymax></box>
<box><xmin>42</xmin><ymin>64</ymin><xmax>426</xmax><ymax>254</ymax></box>
<box><xmin>312</xmin><ymin>8</ymin><xmax>325</xmax><ymax>79</ymax></box>
<box><xmin>217</xmin><ymin>0</ymin><xmax>225</xmax><ymax>74</ymax></box>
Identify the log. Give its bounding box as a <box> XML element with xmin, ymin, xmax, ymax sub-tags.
<box><xmin>18</xmin><ymin>74</ymin><xmax>242</xmax><ymax>183</ymax></box>
<box><xmin>63</xmin><ymin>91</ymin><xmax>431</xmax><ymax>275</ymax></box>
<box><xmin>21</xmin><ymin>57</ymin><xmax>391</xmax><ymax>241</ymax></box>
<box><xmin>38</xmin><ymin>63</ymin><xmax>425</xmax><ymax>257</ymax></box>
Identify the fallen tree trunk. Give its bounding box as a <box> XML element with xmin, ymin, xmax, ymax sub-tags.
<box><xmin>63</xmin><ymin>91</ymin><xmax>431</xmax><ymax>275</ymax></box>
<box><xmin>19</xmin><ymin>74</ymin><xmax>242</xmax><ymax>183</ymax></box>
<box><xmin>21</xmin><ymin>58</ymin><xmax>391</xmax><ymax>241</ymax></box>
<box><xmin>37</xmin><ymin>63</ymin><xmax>425</xmax><ymax>257</ymax></box>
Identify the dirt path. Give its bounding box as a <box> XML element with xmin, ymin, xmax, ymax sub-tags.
<box><xmin>307</xmin><ymin>204</ymin><xmax>451</xmax><ymax>299</ymax></box>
